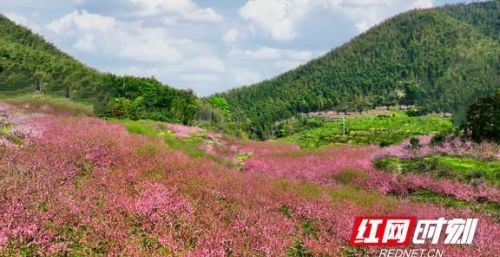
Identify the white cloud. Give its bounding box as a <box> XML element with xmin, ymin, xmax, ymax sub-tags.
<box><xmin>230</xmin><ymin>47</ymin><xmax>282</xmax><ymax>60</ymax></box>
<box><xmin>229</xmin><ymin>47</ymin><xmax>314</xmax><ymax>62</ymax></box>
<box><xmin>180</xmin><ymin>73</ymin><xmax>221</xmax><ymax>84</ymax></box>
<box><xmin>183</xmin><ymin>7</ymin><xmax>222</xmax><ymax>22</ymax></box>
<box><xmin>73</xmin><ymin>34</ymin><xmax>95</xmax><ymax>52</ymax></box>
<box><xmin>162</xmin><ymin>16</ymin><xmax>177</xmax><ymax>25</ymax></box>
<box><xmin>226</xmin><ymin>46</ymin><xmax>318</xmax><ymax>80</ymax></box>
<box><xmin>275</xmin><ymin>50</ymin><xmax>315</xmax><ymax>72</ymax></box>
<box><xmin>337</xmin><ymin>0</ymin><xmax>390</xmax><ymax>7</ymax></box>
<box><xmin>231</xmin><ymin>68</ymin><xmax>262</xmax><ymax>86</ymax></box>
<box><xmin>172</xmin><ymin>56</ymin><xmax>226</xmax><ymax>73</ymax></box>
<box><xmin>44</xmin><ymin>10</ymin><xmax>268</xmax><ymax>95</ymax></box>
<box><xmin>239</xmin><ymin>0</ymin><xmax>313</xmax><ymax>41</ymax></box>
<box><xmin>46</xmin><ymin>10</ymin><xmax>200</xmax><ymax>63</ymax></box>
<box><xmin>129</xmin><ymin>0</ymin><xmax>223</xmax><ymax>23</ymax></box>
<box><xmin>339</xmin><ymin>0</ymin><xmax>435</xmax><ymax>32</ymax></box>
<box><xmin>410</xmin><ymin>0</ymin><xmax>434</xmax><ymax>9</ymax></box>
<box><xmin>3</xmin><ymin>12</ymin><xmax>40</xmax><ymax>32</ymax></box>
<box><xmin>47</xmin><ymin>10</ymin><xmax>115</xmax><ymax>34</ymax></box>
<box><xmin>223</xmin><ymin>29</ymin><xmax>244</xmax><ymax>44</ymax></box>
<box><xmin>239</xmin><ymin>0</ymin><xmax>435</xmax><ymax>39</ymax></box>
<box><xmin>288</xmin><ymin>50</ymin><xmax>314</xmax><ymax>61</ymax></box>
<box><xmin>73</xmin><ymin>0</ymin><xmax>87</xmax><ymax>5</ymax></box>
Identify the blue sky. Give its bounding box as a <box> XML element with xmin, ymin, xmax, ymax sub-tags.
<box><xmin>1</xmin><ymin>0</ymin><xmax>475</xmax><ymax>96</ymax></box>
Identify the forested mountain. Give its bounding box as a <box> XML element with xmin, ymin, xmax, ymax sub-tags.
<box><xmin>0</xmin><ymin>15</ymin><xmax>199</xmax><ymax>124</ymax></box>
<box><xmin>221</xmin><ymin>1</ymin><xmax>500</xmax><ymax>139</ymax></box>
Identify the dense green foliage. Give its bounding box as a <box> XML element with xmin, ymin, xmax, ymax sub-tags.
<box><xmin>464</xmin><ymin>90</ymin><xmax>500</xmax><ymax>143</ymax></box>
<box><xmin>0</xmin><ymin>15</ymin><xmax>199</xmax><ymax>124</ymax></box>
<box><xmin>208</xmin><ymin>96</ymin><xmax>230</xmax><ymax>117</ymax></box>
<box><xmin>94</xmin><ymin>76</ymin><xmax>199</xmax><ymax>124</ymax></box>
<box><xmin>111</xmin><ymin>119</ymin><xmax>227</xmax><ymax>161</ymax></box>
<box><xmin>280</xmin><ymin>111</ymin><xmax>454</xmax><ymax>148</ymax></box>
<box><xmin>410</xmin><ymin>190</ymin><xmax>500</xmax><ymax>218</ymax></box>
<box><xmin>195</xmin><ymin>96</ymin><xmax>249</xmax><ymax>138</ymax></box>
<box><xmin>374</xmin><ymin>155</ymin><xmax>500</xmax><ymax>187</ymax></box>
<box><xmin>0</xmin><ymin>93</ymin><xmax>93</xmax><ymax>116</ymax></box>
<box><xmin>221</xmin><ymin>1</ymin><xmax>499</xmax><ymax>139</ymax></box>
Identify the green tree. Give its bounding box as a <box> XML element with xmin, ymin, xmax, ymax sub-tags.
<box><xmin>464</xmin><ymin>90</ymin><xmax>500</xmax><ymax>143</ymax></box>
<box><xmin>208</xmin><ymin>96</ymin><xmax>230</xmax><ymax>117</ymax></box>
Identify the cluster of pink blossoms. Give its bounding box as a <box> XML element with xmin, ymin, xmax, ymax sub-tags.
<box><xmin>242</xmin><ymin>142</ymin><xmax>500</xmax><ymax>203</ymax></box>
<box><xmin>0</xmin><ymin>104</ymin><xmax>44</xmax><ymax>147</ymax></box>
<box><xmin>165</xmin><ymin>123</ymin><xmax>223</xmax><ymax>139</ymax></box>
<box><xmin>0</xmin><ymin>105</ymin><xmax>498</xmax><ymax>256</ymax></box>
<box><xmin>382</xmin><ymin>136</ymin><xmax>500</xmax><ymax>160</ymax></box>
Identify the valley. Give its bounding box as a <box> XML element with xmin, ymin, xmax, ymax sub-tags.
<box><xmin>0</xmin><ymin>95</ymin><xmax>498</xmax><ymax>256</ymax></box>
<box><xmin>0</xmin><ymin>0</ymin><xmax>498</xmax><ymax>256</ymax></box>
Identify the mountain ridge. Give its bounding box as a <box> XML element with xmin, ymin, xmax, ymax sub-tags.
<box><xmin>0</xmin><ymin>14</ymin><xmax>199</xmax><ymax>124</ymax></box>
<box><xmin>220</xmin><ymin>1</ymin><xmax>499</xmax><ymax>139</ymax></box>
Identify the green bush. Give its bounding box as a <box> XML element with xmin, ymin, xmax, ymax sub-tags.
<box><xmin>286</xmin><ymin>240</ymin><xmax>313</xmax><ymax>257</ymax></box>
<box><xmin>374</xmin><ymin>156</ymin><xmax>500</xmax><ymax>186</ymax></box>
<box><xmin>405</xmin><ymin>108</ymin><xmax>424</xmax><ymax>117</ymax></box>
<box><xmin>464</xmin><ymin>90</ymin><xmax>500</xmax><ymax>143</ymax></box>
<box><xmin>409</xmin><ymin>137</ymin><xmax>421</xmax><ymax>149</ymax></box>
<box><xmin>430</xmin><ymin>133</ymin><xmax>447</xmax><ymax>146</ymax></box>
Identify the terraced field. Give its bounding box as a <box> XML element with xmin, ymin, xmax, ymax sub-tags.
<box><xmin>280</xmin><ymin>111</ymin><xmax>454</xmax><ymax>148</ymax></box>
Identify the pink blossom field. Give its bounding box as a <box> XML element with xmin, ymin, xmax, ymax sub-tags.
<box><xmin>0</xmin><ymin>104</ymin><xmax>498</xmax><ymax>256</ymax></box>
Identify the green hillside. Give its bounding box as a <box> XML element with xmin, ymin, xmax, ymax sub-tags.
<box><xmin>280</xmin><ymin>111</ymin><xmax>454</xmax><ymax>148</ymax></box>
<box><xmin>221</xmin><ymin>1</ymin><xmax>499</xmax><ymax>139</ymax></box>
<box><xmin>0</xmin><ymin>15</ymin><xmax>199</xmax><ymax>124</ymax></box>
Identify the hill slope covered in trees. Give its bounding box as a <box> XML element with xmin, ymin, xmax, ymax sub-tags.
<box><xmin>221</xmin><ymin>1</ymin><xmax>499</xmax><ymax>139</ymax></box>
<box><xmin>0</xmin><ymin>15</ymin><xmax>199</xmax><ymax>124</ymax></box>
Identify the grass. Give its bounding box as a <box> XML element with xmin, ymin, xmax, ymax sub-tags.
<box><xmin>0</xmin><ymin>124</ymin><xmax>24</xmax><ymax>145</ymax></box>
<box><xmin>274</xmin><ymin>179</ymin><xmax>397</xmax><ymax>211</ymax></box>
<box><xmin>111</xmin><ymin>119</ymin><xmax>210</xmax><ymax>158</ymax></box>
<box><xmin>273</xmin><ymin>162</ymin><xmax>497</xmax><ymax>216</ymax></box>
<box><xmin>281</xmin><ymin>111</ymin><xmax>454</xmax><ymax>148</ymax></box>
<box><xmin>0</xmin><ymin>124</ymin><xmax>12</xmax><ymax>136</ymax></box>
<box><xmin>113</xmin><ymin>120</ymin><xmax>238</xmax><ymax>169</ymax></box>
<box><xmin>110</xmin><ymin>119</ymin><xmax>160</xmax><ymax>138</ymax></box>
<box><xmin>374</xmin><ymin>155</ymin><xmax>500</xmax><ymax>186</ymax></box>
<box><xmin>341</xmin><ymin>247</ymin><xmax>369</xmax><ymax>257</ymax></box>
<box><xmin>328</xmin><ymin>187</ymin><xmax>397</xmax><ymax>210</ymax></box>
<box><xmin>332</xmin><ymin>168</ymin><xmax>368</xmax><ymax>185</ymax></box>
<box><xmin>164</xmin><ymin>133</ymin><xmax>207</xmax><ymax>158</ymax></box>
<box><xmin>0</xmin><ymin>93</ymin><xmax>93</xmax><ymax>116</ymax></box>
<box><xmin>410</xmin><ymin>190</ymin><xmax>500</xmax><ymax>219</ymax></box>
<box><xmin>274</xmin><ymin>167</ymin><xmax>496</xmax><ymax>215</ymax></box>
<box><xmin>236</xmin><ymin>152</ymin><xmax>253</xmax><ymax>170</ymax></box>
<box><xmin>286</xmin><ymin>239</ymin><xmax>314</xmax><ymax>257</ymax></box>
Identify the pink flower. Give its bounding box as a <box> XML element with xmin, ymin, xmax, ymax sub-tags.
<box><xmin>134</xmin><ymin>183</ymin><xmax>193</xmax><ymax>219</ymax></box>
<box><xmin>0</xmin><ymin>231</ymin><xmax>8</xmax><ymax>247</ymax></box>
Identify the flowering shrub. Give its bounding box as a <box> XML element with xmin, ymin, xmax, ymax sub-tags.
<box><xmin>134</xmin><ymin>183</ymin><xmax>193</xmax><ymax>217</ymax></box>
<box><xmin>382</xmin><ymin>136</ymin><xmax>500</xmax><ymax>160</ymax></box>
<box><xmin>243</xmin><ymin>146</ymin><xmax>378</xmax><ymax>182</ymax></box>
<box><xmin>243</xmin><ymin>143</ymin><xmax>500</xmax><ymax>203</ymax></box>
<box><xmin>0</xmin><ymin>104</ymin><xmax>44</xmax><ymax>146</ymax></box>
<box><xmin>0</xmin><ymin>105</ymin><xmax>498</xmax><ymax>256</ymax></box>
<box><xmin>165</xmin><ymin>124</ymin><xmax>208</xmax><ymax>138</ymax></box>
